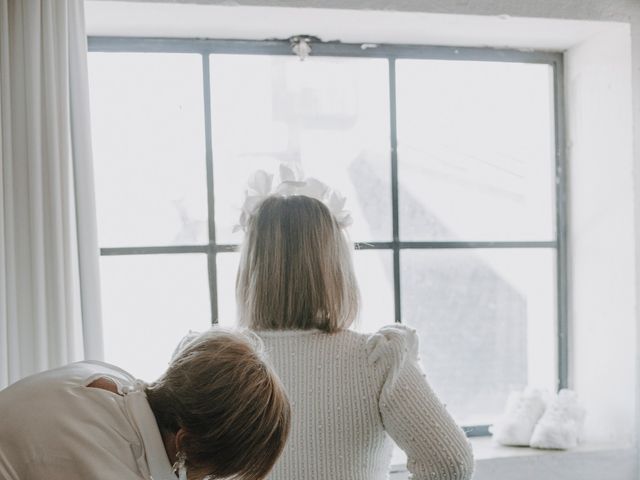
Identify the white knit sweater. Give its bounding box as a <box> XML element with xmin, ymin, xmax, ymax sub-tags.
<box><xmin>256</xmin><ymin>325</ymin><xmax>474</xmax><ymax>480</ymax></box>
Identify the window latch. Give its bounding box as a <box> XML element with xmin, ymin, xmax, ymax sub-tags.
<box><xmin>289</xmin><ymin>35</ymin><xmax>319</xmax><ymax>61</ymax></box>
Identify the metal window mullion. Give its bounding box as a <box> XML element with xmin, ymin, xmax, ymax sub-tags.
<box><xmin>553</xmin><ymin>57</ymin><xmax>569</xmax><ymax>391</ymax></box>
<box><xmin>463</xmin><ymin>425</ymin><xmax>491</xmax><ymax>437</ymax></box>
<box><xmin>216</xmin><ymin>241</ymin><xmax>555</xmax><ymax>253</ymax></box>
<box><xmin>389</xmin><ymin>57</ymin><xmax>402</xmax><ymax>324</ymax></box>
<box><xmin>202</xmin><ymin>53</ymin><xmax>219</xmax><ymax>325</ymax></box>
<box><xmin>99</xmin><ymin>241</ymin><xmax>555</xmax><ymax>257</ymax></box>
<box><xmin>397</xmin><ymin>241</ymin><xmax>556</xmax><ymax>249</ymax></box>
<box><xmin>88</xmin><ymin>37</ymin><xmax>562</xmax><ymax>66</ymax></box>
<box><xmin>100</xmin><ymin>245</ymin><xmax>208</xmax><ymax>255</ymax></box>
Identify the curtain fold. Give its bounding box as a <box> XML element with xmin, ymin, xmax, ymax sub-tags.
<box><xmin>0</xmin><ymin>0</ymin><xmax>103</xmax><ymax>388</ymax></box>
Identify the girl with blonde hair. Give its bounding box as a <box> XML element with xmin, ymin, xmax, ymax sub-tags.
<box><xmin>236</xmin><ymin>165</ymin><xmax>474</xmax><ymax>480</ymax></box>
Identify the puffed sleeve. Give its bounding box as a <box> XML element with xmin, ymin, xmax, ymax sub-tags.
<box><xmin>367</xmin><ymin>325</ymin><xmax>474</xmax><ymax>480</ymax></box>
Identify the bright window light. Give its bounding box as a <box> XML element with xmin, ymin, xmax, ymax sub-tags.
<box><xmin>88</xmin><ymin>41</ymin><xmax>561</xmax><ymax>428</ymax></box>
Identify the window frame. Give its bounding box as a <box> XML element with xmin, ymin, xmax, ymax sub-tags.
<box><xmin>88</xmin><ymin>36</ymin><xmax>568</xmax><ymax>437</ymax></box>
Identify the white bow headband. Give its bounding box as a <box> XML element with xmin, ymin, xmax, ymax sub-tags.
<box><xmin>234</xmin><ymin>163</ymin><xmax>353</xmax><ymax>233</ymax></box>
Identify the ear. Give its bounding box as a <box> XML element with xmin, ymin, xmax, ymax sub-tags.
<box><xmin>175</xmin><ymin>428</ymin><xmax>187</xmax><ymax>453</ymax></box>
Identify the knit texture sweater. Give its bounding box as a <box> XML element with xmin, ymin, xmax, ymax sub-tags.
<box><xmin>256</xmin><ymin>325</ymin><xmax>474</xmax><ymax>480</ymax></box>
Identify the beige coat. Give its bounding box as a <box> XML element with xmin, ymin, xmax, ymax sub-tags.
<box><xmin>0</xmin><ymin>361</ymin><xmax>174</xmax><ymax>480</ymax></box>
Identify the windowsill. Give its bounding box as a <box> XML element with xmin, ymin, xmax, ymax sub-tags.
<box><xmin>468</xmin><ymin>436</ymin><xmax>632</xmax><ymax>459</ymax></box>
<box><xmin>389</xmin><ymin>437</ymin><xmax>636</xmax><ymax>480</ymax></box>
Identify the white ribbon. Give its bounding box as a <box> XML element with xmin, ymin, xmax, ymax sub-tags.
<box><xmin>234</xmin><ymin>163</ymin><xmax>353</xmax><ymax>233</ymax></box>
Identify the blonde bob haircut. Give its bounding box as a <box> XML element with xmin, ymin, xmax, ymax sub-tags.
<box><xmin>237</xmin><ymin>195</ymin><xmax>360</xmax><ymax>333</ymax></box>
<box><xmin>146</xmin><ymin>329</ymin><xmax>290</xmax><ymax>480</ymax></box>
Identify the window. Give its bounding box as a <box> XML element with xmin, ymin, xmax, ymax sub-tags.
<box><xmin>88</xmin><ymin>37</ymin><xmax>566</xmax><ymax>434</ymax></box>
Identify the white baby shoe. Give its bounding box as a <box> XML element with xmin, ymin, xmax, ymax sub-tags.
<box><xmin>492</xmin><ymin>387</ymin><xmax>548</xmax><ymax>446</ymax></box>
<box><xmin>530</xmin><ymin>389</ymin><xmax>586</xmax><ymax>450</ymax></box>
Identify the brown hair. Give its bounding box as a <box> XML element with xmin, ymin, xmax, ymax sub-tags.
<box><xmin>236</xmin><ymin>195</ymin><xmax>360</xmax><ymax>333</ymax></box>
<box><xmin>146</xmin><ymin>329</ymin><xmax>290</xmax><ymax>480</ymax></box>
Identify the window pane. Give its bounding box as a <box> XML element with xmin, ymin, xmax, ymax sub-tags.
<box><xmin>89</xmin><ymin>53</ymin><xmax>208</xmax><ymax>247</ymax></box>
<box><xmin>396</xmin><ymin>60</ymin><xmax>555</xmax><ymax>241</ymax></box>
<box><xmin>210</xmin><ymin>54</ymin><xmax>391</xmax><ymax>244</ymax></box>
<box><xmin>100</xmin><ymin>254</ymin><xmax>211</xmax><ymax>381</ymax></box>
<box><xmin>401</xmin><ymin>248</ymin><xmax>556</xmax><ymax>425</ymax></box>
<box><xmin>352</xmin><ymin>249</ymin><xmax>394</xmax><ymax>333</ymax></box>
<box><xmin>216</xmin><ymin>252</ymin><xmax>240</xmax><ymax>327</ymax></box>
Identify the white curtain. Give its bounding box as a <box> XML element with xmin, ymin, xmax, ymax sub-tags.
<box><xmin>0</xmin><ymin>0</ymin><xmax>103</xmax><ymax>388</ymax></box>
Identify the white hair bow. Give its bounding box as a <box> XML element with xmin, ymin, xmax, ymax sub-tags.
<box><xmin>234</xmin><ymin>163</ymin><xmax>353</xmax><ymax>233</ymax></box>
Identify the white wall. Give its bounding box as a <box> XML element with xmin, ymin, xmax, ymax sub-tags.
<box><xmin>565</xmin><ymin>25</ymin><xmax>635</xmax><ymax>444</ymax></box>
